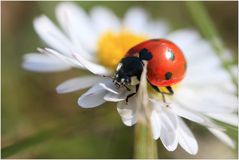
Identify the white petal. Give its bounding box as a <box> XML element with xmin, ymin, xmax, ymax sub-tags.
<box><xmin>171</xmin><ymin>103</ymin><xmax>205</xmax><ymax>124</ymax></box>
<box><xmin>117</xmin><ymin>97</ymin><xmax>136</xmax><ymax>119</ymax></box>
<box><xmin>160</xmin><ymin>127</ymin><xmax>178</xmax><ymax>151</ymax></box>
<box><xmin>180</xmin><ymin>38</ymin><xmax>235</xmax><ymax>93</ymax></box>
<box><xmin>177</xmin><ymin>118</ymin><xmax>198</xmax><ymax>155</ymax></box>
<box><xmin>33</xmin><ymin>15</ymin><xmax>73</xmax><ymax>56</ymax></box>
<box><xmin>104</xmin><ymin>91</ymin><xmax>126</xmax><ymax>102</ymax></box>
<box><xmin>34</xmin><ymin>16</ymin><xmax>94</xmax><ymax>62</ymax></box>
<box><xmin>166</xmin><ymin>29</ymin><xmax>200</xmax><ymax>52</ymax></box>
<box><xmin>184</xmin><ymin>67</ymin><xmax>236</xmax><ymax>94</ymax></box>
<box><xmin>208</xmin><ymin>128</ymin><xmax>235</xmax><ymax>148</ymax></box>
<box><xmin>184</xmin><ymin>49</ymin><xmax>234</xmax><ymax>90</ymax></box>
<box><xmin>78</xmin><ymin>84</ymin><xmax>107</xmax><ymax>108</ymax></box>
<box><xmin>99</xmin><ymin>82</ymin><xmax>119</xmax><ymax>94</ymax></box>
<box><xmin>183</xmin><ymin>43</ymin><xmax>236</xmax><ymax>97</ymax></box>
<box><xmin>71</xmin><ymin>50</ymin><xmax>112</xmax><ymax>75</ymax></box>
<box><xmin>43</xmin><ymin>48</ymin><xmax>83</xmax><ymax>68</ymax></box>
<box><xmin>104</xmin><ymin>87</ymin><xmax>136</xmax><ymax>102</ymax></box>
<box><xmin>56</xmin><ymin>2</ymin><xmax>98</xmax><ymax>53</ymax></box>
<box><xmin>150</xmin><ymin>110</ymin><xmax>161</xmax><ymax>139</ymax></box>
<box><xmin>123</xmin><ymin>7</ymin><xmax>148</xmax><ymax>34</ymax></box>
<box><xmin>207</xmin><ymin>113</ymin><xmax>238</xmax><ymax>126</ymax></box>
<box><xmin>161</xmin><ymin>108</ymin><xmax>178</xmax><ymax>130</ymax></box>
<box><xmin>22</xmin><ymin>53</ymin><xmax>71</xmax><ymax>72</ymax></box>
<box><xmin>183</xmin><ymin>39</ymin><xmax>220</xmax><ymax>69</ymax></box>
<box><xmin>56</xmin><ymin>76</ymin><xmax>106</xmax><ymax>94</ymax></box>
<box><xmin>182</xmin><ymin>40</ymin><xmax>219</xmax><ymax>72</ymax></box>
<box><xmin>121</xmin><ymin>116</ymin><xmax>137</xmax><ymax>126</ymax></box>
<box><xmin>159</xmin><ymin>109</ymin><xmax>178</xmax><ymax>151</ymax></box>
<box><xmin>90</xmin><ymin>6</ymin><xmax>120</xmax><ymax>35</ymax></box>
<box><xmin>174</xmin><ymin>87</ymin><xmax>237</xmax><ymax>113</ymax></box>
<box><xmin>117</xmin><ymin>96</ymin><xmax>137</xmax><ymax>126</ymax></box>
<box><xmin>145</xmin><ymin>20</ymin><xmax>169</xmax><ymax>38</ymax></box>
<box><xmin>170</xmin><ymin>103</ymin><xmax>223</xmax><ymax>130</ymax></box>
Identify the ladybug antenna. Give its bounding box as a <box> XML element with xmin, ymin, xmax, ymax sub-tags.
<box><xmin>123</xmin><ymin>84</ymin><xmax>131</xmax><ymax>91</ymax></box>
<box><xmin>102</xmin><ymin>75</ymin><xmax>113</xmax><ymax>79</ymax></box>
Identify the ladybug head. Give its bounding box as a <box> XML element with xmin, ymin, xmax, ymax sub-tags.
<box><xmin>113</xmin><ymin>60</ymin><xmax>132</xmax><ymax>89</ymax></box>
<box><xmin>113</xmin><ymin>50</ymin><xmax>152</xmax><ymax>89</ymax></box>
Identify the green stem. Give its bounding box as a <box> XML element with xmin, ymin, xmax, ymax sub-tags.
<box><xmin>185</xmin><ymin>1</ymin><xmax>237</xmax><ymax>87</ymax></box>
<box><xmin>134</xmin><ymin>122</ymin><xmax>158</xmax><ymax>159</ymax></box>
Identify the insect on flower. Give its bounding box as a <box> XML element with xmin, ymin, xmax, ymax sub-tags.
<box><xmin>111</xmin><ymin>39</ymin><xmax>187</xmax><ymax>103</ymax></box>
<box><xmin>22</xmin><ymin>2</ymin><xmax>237</xmax><ymax>155</ymax></box>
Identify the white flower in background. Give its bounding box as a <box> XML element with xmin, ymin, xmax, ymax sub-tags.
<box><xmin>22</xmin><ymin>2</ymin><xmax>237</xmax><ymax>155</ymax></box>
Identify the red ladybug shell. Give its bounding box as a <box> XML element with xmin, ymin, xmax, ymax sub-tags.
<box><xmin>125</xmin><ymin>39</ymin><xmax>187</xmax><ymax>87</ymax></box>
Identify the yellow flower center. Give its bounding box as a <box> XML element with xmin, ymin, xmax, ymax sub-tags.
<box><xmin>97</xmin><ymin>30</ymin><xmax>146</xmax><ymax>69</ymax></box>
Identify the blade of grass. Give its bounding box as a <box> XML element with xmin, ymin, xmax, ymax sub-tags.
<box><xmin>185</xmin><ymin>1</ymin><xmax>237</xmax><ymax>87</ymax></box>
<box><xmin>1</xmin><ymin>117</ymin><xmax>86</xmax><ymax>158</ymax></box>
<box><xmin>2</xmin><ymin>128</ymin><xmax>56</xmax><ymax>158</ymax></box>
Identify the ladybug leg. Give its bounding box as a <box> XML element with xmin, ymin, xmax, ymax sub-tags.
<box><xmin>148</xmin><ymin>83</ymin><xmax>172</xmax><ymax>106</ymax></box>
<box><xmin>126</xmin><ymin>84</ymin><xmax>139</xmax><ymax>103</ymax></box>
<box><xmin>150</xmin><ymin>83</ymin><xmax>161</xmax><ymax>93</ymax></box>
<box><xmin>123</xmin><ymin>84</ymin><xmax>131</xmax><ymax>91</ymax></box>
<box><xmin>166</xmin><ymin>86</ymin><xmax>174</xmax><ymax>95</ymax></box>
<box><xmin>149</xmin><ymin>82</ymin><xmax>174</xmax><ymax>95</ymax></box>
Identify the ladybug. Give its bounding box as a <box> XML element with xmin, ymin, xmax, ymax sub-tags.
<box><xmin>113</xmin><ymin>39</ymin><xmax>187</xmax><ymax>102</ymax></box>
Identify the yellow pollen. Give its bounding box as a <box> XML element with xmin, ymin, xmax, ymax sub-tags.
<box><xmin>97</xmin><ymin>30</ymin><xmax>146</xmax><ymax>69</ymax></box>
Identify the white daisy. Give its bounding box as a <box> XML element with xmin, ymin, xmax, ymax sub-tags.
<box><xmin>22</xmin><ymin>2</ymin><xmax>237</xmax><ymax>155</ymax></box>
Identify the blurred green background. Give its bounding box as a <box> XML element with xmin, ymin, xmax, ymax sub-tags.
<box><xmin>2</xmin><ymin>1</ymin><xmax>238</xmax><ymax>159</ymax></box>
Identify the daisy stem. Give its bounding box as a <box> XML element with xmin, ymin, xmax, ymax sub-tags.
<box><xmin>185</xmin><ymin>1</ymin><xmax>237</xmax><ymax>87</ymax></box>
<box><xmin>134</xmin><ymin>122</ymin><xmax>158</xmax><ymax>159</ymax></box>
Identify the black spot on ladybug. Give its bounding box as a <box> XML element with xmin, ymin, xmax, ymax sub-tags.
<box><xmin>184</xmin><ymin>62</ymin><xmax>187</xmax><ymax>71</ymax></box>
<box><xmin>165</xmin><ymin>72</ymin><xmax>172</xmax><ymax>80</ymax></box>
<box><xmin>139</xmin><ymin>48</ymin><xmax>152</xmax><ymax>60</ymax></box>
